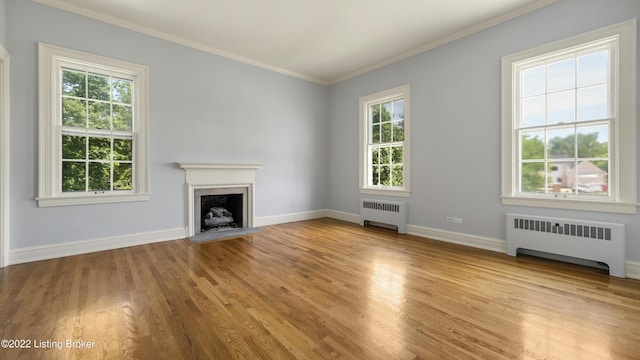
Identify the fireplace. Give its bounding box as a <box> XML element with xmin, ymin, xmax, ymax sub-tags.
<box><xmin>177</xmin><ymin>163</ymin><xmax>262</xmax><ymax>237</ymax></box>
<box><xmin>194</xmin><ymin>187</ymin><xmax>247</xmax><ymax>234</ymax></box>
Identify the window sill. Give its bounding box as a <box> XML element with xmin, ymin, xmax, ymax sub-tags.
<box><xmin>360</xmin><ymin>188</ymin><xmax>411</xmax><ymax>198</ymax></box>
<box><xmin>500</xmin><ymin>195</ymin><xmax>638</xmax><ymax>214</ymax></box>
<box><xmin>37</xmin><ymin>192</ymin><xmax>150</xmax><ymax>207</ymax></box>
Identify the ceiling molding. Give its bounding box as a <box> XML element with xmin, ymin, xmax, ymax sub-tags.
<box><xmin>33</xmin><ymin>0</ymin><xmax>559</xmax><ymax>86</ymax></box>
<box><xmin>32</xmin><ymin>0</ymin><xmax>330</xmax><ymax>85</ymax></box>
<box><xmin>328</xmin><ymin>0</ymin><xmax>560</xmax><ymax>84</ymax></box>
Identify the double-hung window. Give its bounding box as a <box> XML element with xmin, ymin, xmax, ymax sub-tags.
<box><xmin>38</xmin><ymin>43</ymin><xmax>149</xmax><ymax>207</ymax></box>
<box><xmin>359</xmin><ymin>85</ymin><xmax>411</xmax><ymax>197</ymax></box>
<box><xmin>501</xmin><ymin>20</ymin><xmax>636</xmax><ymax>214</ymax></box>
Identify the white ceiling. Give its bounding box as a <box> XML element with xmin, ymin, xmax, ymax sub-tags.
<box><xmin>34</xmin><ymin>0</ymin><xmax>557</xmax><ymax>84</ymax></box>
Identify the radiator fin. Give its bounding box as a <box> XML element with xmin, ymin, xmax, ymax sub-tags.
<box><xmin>362</xmin><ymin>201</ymin><xmax>400</xmax><ymax>213</ymax></box>
<box><xmin>512</xmin><ymin>217</ymin><xmax>611</xmax><ymax>241</ymax></box>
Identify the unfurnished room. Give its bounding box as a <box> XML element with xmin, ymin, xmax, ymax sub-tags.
<box><xmin>0</xmin><ymin>0</ymin><xmax>639</xmax><ymax>359</ymax></box>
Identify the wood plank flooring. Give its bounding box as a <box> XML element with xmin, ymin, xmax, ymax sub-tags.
<box><xmin>1</xmin><ymin>218</ymin><xmax>639</xmax><ymax>359</ymax></box>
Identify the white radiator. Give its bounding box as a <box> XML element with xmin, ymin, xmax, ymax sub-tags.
<box><xmin>506</xmin><ymin>213</ymin><xmax>626</xmax><ymax>277</ymax></box>
<box><xmin>360</xmin><ymin>199</ymin><xmax>407</xmax><ymax>234</ymax></box>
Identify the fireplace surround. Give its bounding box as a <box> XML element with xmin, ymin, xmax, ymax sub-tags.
<box><xmin>177</xmin><ymin>163</ymin><xmax>262</xmax><ymax>237</ymax></box>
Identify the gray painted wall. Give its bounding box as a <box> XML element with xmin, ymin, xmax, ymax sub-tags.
<box><xmin>0</xmin><ymin>0</ymin><xmax>5</xmax><ymax>46</ymax></box>
<box><xmin>328</xmin><ymin>0</ymin><xmax>640</xmax><ymax>261</ymax></box>
<box><xmin>7</xmin><ymin>0</ymin><xmax>328</xmax><ymax>248</ymax></box>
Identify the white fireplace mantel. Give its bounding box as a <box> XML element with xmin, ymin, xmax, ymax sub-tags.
<box><xmin>177</xmin><ymin>163</ymin><xmax>262</xmax><ymax>236</ymax></box>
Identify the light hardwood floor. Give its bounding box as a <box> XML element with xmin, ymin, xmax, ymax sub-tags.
<box><xmin>1</xmin><ymin>218</ymin><xmax>639</xmax><ymax>359</ymax></box>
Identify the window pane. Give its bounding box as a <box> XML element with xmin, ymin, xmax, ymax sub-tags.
<box><xmin>113</xmin><ymin>139</ymin><xmax>133</xmax><ymax>161</ymax></box>
<box><xmin>62</xmin><ymin>98</ymin><xmax>86</xmax><ymax>127</ymax></box>
<box><xmin>392</xmin><ymin>99</ymin><xmax>404</xmax><ymax>120</ymax></box>
<box><xmin>577</xmin><ymin>50</ymin><xmax>608</xmax><ymax>87</ymax></box>
<box><xmin>380</xmin><ymin>147</ymin><xmax>390</xmax><ymax>164</ymax></box>
<box><xmin>381</xmin><ymin>123</ymin><xmax>392</xmax><ymax>142</ymax></box>
<box><xmin>382</xmin><ymin>102</ymin><xmax>392</xmax><ymax>122</ymax></box>
<box><xmin>88</xmin><ymin>162</ymin><xmax>111</xmax><ymax>191</ymax></box>
<box><xmin>547</xmin><ymin>90</ymin><xmax>575</xmax><ymax>124</ymax></box>
<box><xmin>371</xmin><ymin>148</ymin><xmax>379</xmax><ymax>165</ymax></box>
<box><xmin>380</xmin><ymin>165</ymin><xmax>390</xmax><ymax>186</ymax></box>
<box><xmin>88</xmin><ymin>101</ymin><xmax>110</xmax><ymax>129</ymax></box>
<box><xmin>576</xmin><ymin>160</ymin><xmax>608</xmax><ymax>195</ymax></box>
<box><xmin>112</xmin><ymin>78</ymin><xmax>132</xmax><ymax>104</ymax></box>
<box><xmin>522</xmin><ymin>65</ymin><xmax>545</xmax><ymax>97</ymax></box>
<box><xmin>521</xmin><ymin>162</ymin><xmax>544</xmax><ymax>193</ymax></box>
<box><xmin>112</xmin><ymin>104</ymin><xmax>132</xmax><ymax>131</ymax></box>
<box><xmin>577</xmin><ymin>84</ymin><xmax>608</xmax><ymax>121</ymax></box>
<box><xmin>392</xmin><ymin>165</ymin><xmax>403</xmax><ymax>186</ymax></box>
<box><xmin>371</xmin><ymin>104</ymin><xmax>381</xmax><ymax>124</ymax></box>
<box><xmin>62</xmin><ymin>135</ymin><xmax>86</xmax><ymax>160</ymax></box>
<box><xmin>547</xmin><ymin>58</ymin><xmax>575</xmax><ymax>92</ymax></box>
<box><xmin>392</xmin><ymin>146</ymin><xmax>403</xmax><ymax>164</ymax></box>
<box><xmin>113</xmin><ymin>162</ymin><xmax>132</xmax><ymax>190</ymax></box>
<box><xmin>521</xmin><ymin>131</ymin><xmax>544</xmax><ymax>160</ymax></box>
<box><xmin>372</xmin><ymin>124</ymin><xmax>380</xmax><ymax>144</ymax></box>
<box><xmin>392</xmin><ymin>121</ymin><xmax>404</xmax><ymax>141</ymax></box>
<box><xmin>88</xmin><ymin>74</ymin><xmax>110</xmax><ymax>101</ymax></box>
<box><xmin>62</xmin><ymin>69</ymin><xmax>85</xmax><ymax>97</ymax></box>
<box><xmin>521</xmin><ymin>95</ymin><xmax>545</xmax><ymax>127</ymax></box>
<box><xmin>547</xmin><ymin>128</ymin><xmax>575</xmax><ymax>159</ymax></box>
<box><xmin>89</xmin><ymin>137</ymin><xmax>111</xmax><ymax>160</ymax></box>
<box><xmin>372</xmin><ymin>166</ymin><xmax>379</xmax><ymax>185</ymax></box>
<box><xmin>577</xmin><ymin>125</ymin><xmax>608</xmax><ymax>158</ymax></box>
<box><xmin>62</xmin><ymin>161</ymin><xmax>86</xmax><ymax>192</ymax></box>
<box><xmin>549</xmin><ymin>161</ymin><xmax>575</xmax><ymax>193</ymax></box>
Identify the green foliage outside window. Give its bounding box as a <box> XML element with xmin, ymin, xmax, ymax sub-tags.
<box><xmin>369</xmin><ymin>98</ymin><xmax>405</xmax><ymax>187</ymax></box>
<box><xmin>520</xmin><ymin>132</ymin><xmax>608</xmax><ymax>193</ymax></box>
<box><xmin>60</xmin><ymin>68</ymin><xmax>134</xmax><ymax>193</ymax></box>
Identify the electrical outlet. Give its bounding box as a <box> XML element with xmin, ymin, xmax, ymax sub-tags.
<box><xmin>446</xmin><ymin>217</ymin><xmax>463</xmax><ymax>224</ymax></box>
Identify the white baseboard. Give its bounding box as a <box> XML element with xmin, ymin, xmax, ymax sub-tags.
<box><xmin>255</xmin><ymin>210</ymin><xmax>328</xmax><ymax>227</ymax></box>
<box><xmin>323</xmin><ymin>211</ymin><xmax>640</xmax><ymax>278</ymax></box>
<box><xmin>7</xmin><ymin>211</ymin><xmax>640</xmax><ymax>280</ymax></box>
<box><xmin>626</xmin><ymin>260</ymin><xmax>640</xmax><ymax>280</ymax></box>
<box><xmin>9</xmin><ymin>227</ymin><xmax>186</xmax><ymax>265</ymax></box>
<box><xmin>406</xmin><ymin>224</ymin><xmax>506</xmax><ymax>253</ymax></box>
<box><xmin>325</xmin><ymin>209</ymin><xmax>360</xmax><ymax>224</ymax></box>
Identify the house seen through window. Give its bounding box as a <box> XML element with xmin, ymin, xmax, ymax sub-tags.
<box><xmin>501</xmin><ymin>20</ymin><xmax>636</xmax><ymax>214</ymax></box>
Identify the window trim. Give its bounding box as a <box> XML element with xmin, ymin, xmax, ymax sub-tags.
<box><xmin>38</xmin><ymin>43</ymin><xmax>149</xmax><ymax>207</ymax></box>
<box><xmin>501</xmin><ymin>20</ymin><xmax>637</xmax><ymax>214</ymax></box>
<box><xmin>359</xmin><ymin>84</ymin><xmax>411</xmax><ymax>198</ymax></box>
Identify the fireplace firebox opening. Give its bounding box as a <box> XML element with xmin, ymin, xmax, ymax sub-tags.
<box><xmin>194</xmin><ymin>186</ymin><xmax>248</xmax><ymax>234</ymax></box>
<box><xmin>200</xmin><ymin>193</ymin><xmax>243</xmax><ymax>232</ymax></box>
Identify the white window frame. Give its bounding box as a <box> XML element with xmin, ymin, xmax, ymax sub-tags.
<box><xmin>38</xmin><ymin>43</ymin><xmax>149</xmax><ymax>207</ymax></box>
<box><xmin>359</xmin><ymin>84</ymin><xmax>411</xmax><ymax>197</ymax></box>
<box><xmin>501</xmin><ymin>20</ymin><xmax>637</xmax><ymax>214</ymax></box>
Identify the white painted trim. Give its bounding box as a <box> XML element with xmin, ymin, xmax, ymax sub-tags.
<box><xmin>328</xmin><ymin>0</ymin><xmax>560</xmax><ymax>84</ymax></box>
<box><xmin>255</xmin><ymin>210</ymin><xmax>328</xmax><ymax>227</ymax></box>
<box><xmin>0</xmin><ymin>45</ymin><xmax>9</xmax><ymax>268</ymax></box>
<box><xmin>325</xmin><ymin>209</ymin><xmax>360</xmax><ymax>224</ymax></box>
<box><xmin>38</xmin><ymin>43</ymin><xmax>150</xmax><ymax>207</ymax></box>
<box><xmin>32</xmin><ymin>0</ymin><xmax>558</xmax><ymax>85</ymax></box>
<box><xmin>32</xmin><ymin>0</ymin><xmax>329</xmax><ymax>85</ymax></box>
<box><xmin>8</xmin><ymin>227</ymin><xmax>186</xmax><ymax>266</ymax></box>
<box><xmin>359</xmin><ymin>84</ymin><xmax>411</xmax><ymax>196</ymax></box>
<box><xmin>324</xmin><ymin>210</ymin><xmax>640</xmax><ymax>277</ymax></box>
<box><xmin>626</xmin><ymin>260</ymin><xmax>640</xmax><ymax>280</ymax></box>
<box><xmin>406</xmin><ymin>224</ymin><xmax>506</xmax><ymax>253</ymax></box>
<box><xmin>178</xmin><ymin>163</ymin><xmax>262</xmax><ymax>236</ymax></box>
<box><xmin>501</xmin><ymin>19</ymin><xmax>637</xmax><ymax>214</ymax></box>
